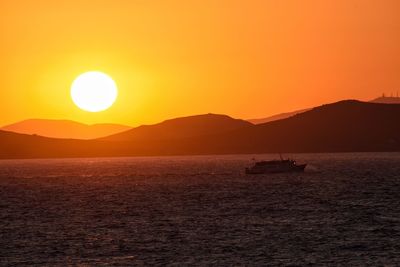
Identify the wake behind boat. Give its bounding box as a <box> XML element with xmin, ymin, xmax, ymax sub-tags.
<box><xmin>245</xmin><ymin>158</ymin><xmax>306</xmax><ymax>174</ymax></box>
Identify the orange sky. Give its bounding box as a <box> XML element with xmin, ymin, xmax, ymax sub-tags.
<box><xmin>0</xmin><ymin>0</ymin><xmax>399</xmax><ymax>126</ymax></box>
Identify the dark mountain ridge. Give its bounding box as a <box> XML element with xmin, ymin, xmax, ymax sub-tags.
<box><xmin>247</xmin><ymin>95</ymin><xmax>400</xmax><ymax>124</ymax></box>
<box><xmin>1</xmin><ymin>100</ymin><xmax>400</xmax><ymax>159</ymax></box>
<box><xmin>247</xmin><ymin>108</ymin><xmax>310</xmax><ymax>124</ymax></box>
<box><xmin>101</xmin><ymin>113</ymin><xmax>253</xmax><ymax>141</ymax></box>
<box><xmin>1</xmin><ymin>119</ymin><xmax>131</xmax><ymax>139</ymax></box>
<box><xmin>370</xmin><ymin>96</ymin><xmax>400</xmax><ymax>104</ymax></box>
<box><xmin>230</xmin><ymin>100</ymin><xmax>400</xmax><ymax>153</ymax></box>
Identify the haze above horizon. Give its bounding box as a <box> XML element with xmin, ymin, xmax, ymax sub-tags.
<box><xmin>1</xmin><ymin>0</ymin><xmax>399</xmax><ymax>126</ymax></box>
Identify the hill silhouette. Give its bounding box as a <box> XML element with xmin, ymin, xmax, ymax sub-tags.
<box><xmin>0</xmin><ymin>114</ymin><xmax>253</xmax><ymax>158</ymax></box>
<box><xmin>0</xmin><ymin>130</ymin><xmax>132</xmax><ymax>159</ymax></box>
<box><xmin>221</xmin><ymin>100</ymin><xmax>400</xmax><ymax>153</ymax></box>
<box><xmin>101</xmin><ymin>114</ymin><xmax>252</xmax><ymax>141</ymax></box>
<box><xmin>247</xmin><ymin>95</ymin><xmax>400</xmax><ymax>124</ymax></box>
<box><xmin>1</xmin><ymin>119</ymin><xmax>131</xmax><ymax>139</ymax></box>
<box><xmin>101</xmin><ymin>100</ymin><xmax>400</xmax><ymax>154</ymax></box>
<box><xmin>370</xmin><ymin>96</ymin><xmax>400</xmax><ymax>104</ymax></box>
<box><xmin>1</xmin><ymin>100</ymin><xmax>400</xmax><ymax>158</ymax></box>
<box><xmin>247</xmin><ymin>108</ymin><xmax>310</xmax><ymax>124</ymax></box>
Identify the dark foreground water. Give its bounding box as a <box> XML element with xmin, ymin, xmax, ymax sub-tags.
<box><xmin>1</xmin><ymin>153</ymin><xmax>400</xmax><ymax>266</ymax></box>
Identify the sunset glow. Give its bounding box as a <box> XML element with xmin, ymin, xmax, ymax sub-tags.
<box><xmin>0</xmin><ymin>0</ymin><xmax>399</xmax><ymax>126</ymax></box>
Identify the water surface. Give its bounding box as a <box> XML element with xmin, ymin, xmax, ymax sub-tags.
<box><xmin>1</xmin><ymin>153</ymin><xmax>400</xmax><ymax>265</ymax></box>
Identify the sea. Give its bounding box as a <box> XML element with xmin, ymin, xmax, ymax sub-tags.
<box><xmin>1</xmin><ymin>153</ymin><xmax>400</xmax><ymax>266</ymax></box>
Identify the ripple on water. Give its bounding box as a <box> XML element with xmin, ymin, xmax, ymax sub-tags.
<box><xmin>0</xmin><ymin>153</ymin><xmax>400</xmax><ymax>265</ymax></box>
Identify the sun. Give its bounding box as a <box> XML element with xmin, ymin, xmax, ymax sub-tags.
<box><xmin>71</xmin><ymin>71</ymin><xmax>118</xmax><ymax>112</ymax></box>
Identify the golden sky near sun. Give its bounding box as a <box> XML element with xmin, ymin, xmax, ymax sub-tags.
<box><xmin>0</xmin><ymin>0</ymin><xmax>399</xmax><ymax>126</ymax></box>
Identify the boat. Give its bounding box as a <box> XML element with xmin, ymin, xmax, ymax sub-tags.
<box><xmin>245</xmin><ymin>158</ymin><xmax>306</xmax><ymax>174</ymax></box>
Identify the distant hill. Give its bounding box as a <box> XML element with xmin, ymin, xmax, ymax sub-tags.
<box><xmin>106</xmin><ymin>100</ymin><xmax>400</xmax><ymax>154</ymax></box>
<box><xmin>0</xmin><ymin>130</ymin><xmax>115</xmax><ymax>159</ymax></box>
<box><xmin>2</xmin><ymin>100</ymin><xmax>400</xmax><ymax>158</ymax></box>
<box><xmin>101</xmin><ymin>113</ymin><xmax>252</xmax><ymax>141</ymax></box>
<box><xmin>247</xmin><ymin>108</ymin><xmax>310</xmax><ymax>124</ymax></box>
<box><xmin>0</xmin><ymin>114</ymin><xmax>253</xmax><ymax>158</ymax></box>
<box><xmin>247</xmin><ymin>95</ymin><xmax>400</xmax><ymax>124</ymax></box>
<box><xmin>221</xmin><ymin>100</ymin><xmax>400</xmax><ymax>153</ymax></box>
<box><xmin>1</xmin><ymin>119</ymin><xmax>131</xmax><ymax>139</ymax></box>
<box><xmin>370</xmin><ymin>96</ymin><xmax>400</xmax><ymax>104</ymax></box>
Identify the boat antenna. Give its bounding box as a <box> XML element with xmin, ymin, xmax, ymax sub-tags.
<box><xmin>279</xmin><ymin>153</ymin><xmax>283</xmax><ymax>160</ymax></box>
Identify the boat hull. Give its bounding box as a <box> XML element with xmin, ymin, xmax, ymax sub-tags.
<box><xmin>245</xmin><ymin>164</ymin><xmax>307</xmax><ymax>174</ymax></box>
